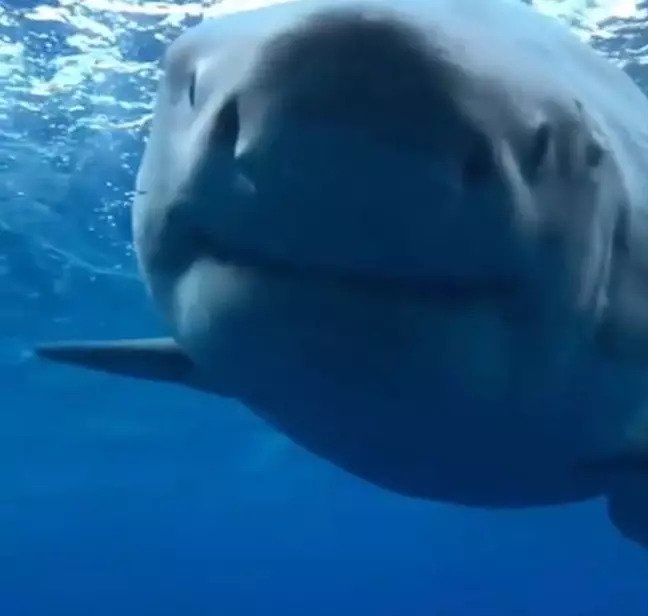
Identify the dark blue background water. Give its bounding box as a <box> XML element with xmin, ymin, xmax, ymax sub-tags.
<box><xmin>2</xmin><ymin>0</ymin><xmax>648</xmax><ymax>613</ymax></box>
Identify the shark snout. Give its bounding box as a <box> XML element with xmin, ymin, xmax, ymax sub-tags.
<box><xmin>199</xmin><ymin>95</ymin><xmax>531</xmax><ymax>287</ymax></box>
<box><xmin>211</xmin><ymin>10</ymin><xmax>497</xmax><ymax>174</ymax></box>
<box><xmin>190</xmin><ymin>9</ymin><xmax>561</xmax><ymax>284</ymax></box>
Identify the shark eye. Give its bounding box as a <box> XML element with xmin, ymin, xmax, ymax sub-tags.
<box><xmin>188</xmin><ymin>71</ymin><xmax>197</xmax><ymax>107</ymax></box>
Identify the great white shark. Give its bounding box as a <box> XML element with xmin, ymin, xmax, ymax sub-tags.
<box><xmin>36</xmin><ymin>0</ymin><xmax>648</xmax><ymax>550</ymax></box>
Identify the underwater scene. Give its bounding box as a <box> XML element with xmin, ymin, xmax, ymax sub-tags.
<box><xmin>2</xmin><ymin>0</ymin><xmax>648</xmax><ymax>613</ymax></box>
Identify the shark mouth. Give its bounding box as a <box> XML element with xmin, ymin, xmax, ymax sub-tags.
<box><xmin>135</xmin><ymin>190</ymin><xmax>523</xmax><ymax>306</ymax></box>
<box><xmin>203</xmin><ymin>237</ymin><xmax>521</xmax><ymax>305</ymax></box>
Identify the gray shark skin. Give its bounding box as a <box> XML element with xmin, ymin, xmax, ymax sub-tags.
<box><xmin>36</xmin><ymin>0</ymin><xmax>648</xmax><ymax>551</ymax></box>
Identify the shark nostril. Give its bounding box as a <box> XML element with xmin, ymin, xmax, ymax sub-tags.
<box><xmin>188</xmin><ymin>70</ymin><xmax>197</xmax><ymax>107</ymax></box>
<box><xmin>586</xmin><ymin>141</ymin><xmax>604</xmax><ymax>168</ymax></box>
<box><xmin>211</xmin><ymin>95</ymin><xmax>240</xmax><ymax>155</ymax></box>
<box><xmin>462</xmin><ymin>134</ymin><xmax>495</xmax><ymax>185</ymax></box>
<box><xmin>526</xmin><ymin>122</ymin><xmax>551</xmax><ymax>181</ymax></box>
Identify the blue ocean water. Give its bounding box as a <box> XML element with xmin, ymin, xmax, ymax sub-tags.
<box><xmin>2</xmin><ymin>0</ymin><xmax>648</xmax><ymax>613</ymax></box>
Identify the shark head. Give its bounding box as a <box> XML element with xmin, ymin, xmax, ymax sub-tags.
<box><xmin>34</xmin><ymin>0</ymin><xmax>648</xmax><ymax>547</ymax></box>
<box><xmin>133</xmin><ymin>0</ymin><xmax>628</xmax><ymax>411</ymax></box>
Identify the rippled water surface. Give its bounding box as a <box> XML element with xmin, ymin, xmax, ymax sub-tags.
<box><xmin>2</xmin><ymin>1</ymin><xmax>648</xmax><ymax>614</ymax></box>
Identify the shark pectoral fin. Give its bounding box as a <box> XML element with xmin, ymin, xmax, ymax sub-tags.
<box><xmin>606</xmin><ymin>477</ymin><xmax>648</xmax><ymax>550</ymax></box>
<box><xmin>578</xmin><ymin>423</ymin><xmax>648</xmax><ymax>549</ymax></box>
<box><xmin>34</xmin><ymin>337</ymin><xmax>195</xmax><ymax>385</ymax></box>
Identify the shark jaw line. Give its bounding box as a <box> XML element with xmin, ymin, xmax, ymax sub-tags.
<box><xmin>201</xmin><ymin>237</ymin><xmax>523</xmax><ymax>306</ymax></box>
